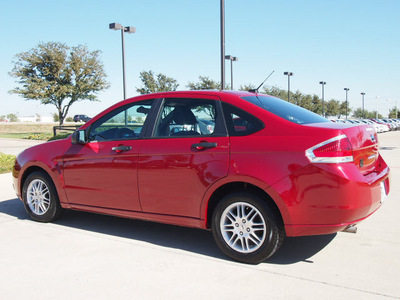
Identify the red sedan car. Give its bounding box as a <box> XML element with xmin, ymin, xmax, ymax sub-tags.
<box><xmin>12</xmin><ymin>91</ymin><xmax>390</xmax><ymax>263</ymax></box>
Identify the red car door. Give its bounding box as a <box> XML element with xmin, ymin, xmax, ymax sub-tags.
<box><xmin>63</xmin><ymin>139</ymin><xmax>142</xmax><ymax>211</ymax></box>
<box><xmin>138</xmin><ymin>96</ymin><xmax>229</xmax><ymax>218</ymax></box>
<box><xmin>62</xmin><ymin>100</ymin><xmax>154</xmax><ymax>211</ymax></box>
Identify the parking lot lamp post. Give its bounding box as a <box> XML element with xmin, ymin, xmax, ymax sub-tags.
<box><xmin>375</xmin><ymin>96</ymin><xmax>380</xmax><ymax>118</ymax></box>
<box><xmin>344</xmin><ymin>88</ymin><xmax>349</xmax><ymax>119</ymax></box>
<box><xmin>109</xmin><ymin>22</ymin><xmax>136</xmax><ymax>100</ymax></box>
<box><xmin>319</xmin><ymin>81</ymin><xmax>326</xmax><ymax>117</ymax></box>
<box><xmin>284</xmin><ymin>72</ymin><xmax>293</xmax><ymax>103</ymax></box>
<box><xmin>225</xmin><ymin>55</ymin><xmax>238</xmax><ymax>90</ymax></box>
<box><xmin>220</xmin><ymin>0</ymin><xmax>225</xmax><ymax>90</ymax></box>
<box><xmin>361</xmin><ymin>92</ymin><xmax>366</xmax><ymax>118</ymax></box>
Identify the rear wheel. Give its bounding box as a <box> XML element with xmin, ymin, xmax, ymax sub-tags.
<box><xmin>22</xmin><ymin>171</ymin><xmax>63</xmax><ymax>222</ymax></box>
<box><xmin>212</xmin><ymin>192</ymin><xmax>285</xmax><ymax>264</ymax></box>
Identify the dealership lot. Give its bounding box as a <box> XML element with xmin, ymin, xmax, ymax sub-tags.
<box><xmin>0</xmin><ymin>132</ymin><xmax>399</xmax><ymax>299</ymax></box>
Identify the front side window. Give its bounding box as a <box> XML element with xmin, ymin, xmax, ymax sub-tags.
<box><xmin>89</xmin><ymin>100</ymin><xmax>153</xmax><ymax>141</ymax></box>
<box><xmin>153</xmin><ymin>98</ymin><xmax>218</xmax><ymax>137</ymax></box>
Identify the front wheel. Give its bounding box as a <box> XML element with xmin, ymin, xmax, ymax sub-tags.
<box><xmin>212</xmin><ymin>192</ymin><xmax>285</xmax><ymax>264</ymax></box>
<box><xmin>22</xmin><ymin>171</ymin><xmax>63</xmax><ymax>222</ymax></box>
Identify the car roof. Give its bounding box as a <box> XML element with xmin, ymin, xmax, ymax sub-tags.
<box><xmin>126</xmin><ymin>90</ymin><xmax>268</xmax><ymax>99</ymax></box>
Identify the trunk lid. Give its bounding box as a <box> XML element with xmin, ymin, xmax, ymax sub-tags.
<box><xmin>341</xmin><ymin>124</ymin><xmax>379</xmax><ymax>174</ymax></box>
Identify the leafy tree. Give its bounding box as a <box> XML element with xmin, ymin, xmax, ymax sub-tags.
<box><xmin>373</xmin><ymin>111</ymin><xmax>383</xmax><ymax>119</ymax></box>
<box><xmin>9</xmin><ymin>42</ymin><xmax>109</xmax><ymax>125</ymax></box>
<box><xmin>6</xmin><ymin>114</ymin><xmax>19</xmax><ymax>122</ymax></box>
<box><xmin>325</xmin><ymin>99</ymin><xmax>341</xmax><ymax>117</ymax></box>
<box><xmin>366</xmin><ymin>111</ymin><xmax>379</xmax><ymax>119</ymax></box>
<box><xmin>296</xmin><ymin>94</ymin><xmax>314</xmax><ymax>111</ymax></box>
<box><xmin>136</xmin><ymin>70</ymin><xmax>179</xmax><ymax>94</ymax></box>
<box><xmin>0</xmin><ymin>115</ymin><xmax>7</xmax><ymax>122</ymax></box>
<box><xmin>53</xmin><ymin>113</ymin><xmax>59</xmax><ymax>122</ymax></box>
<box><xmin>389</xmin><ymin>107</ymin><xmax>399</xmax><ymax>118</ymax></box>
<box><xmin>351</xmin><ymin>108</ymin><xmax>363</xmax><ymax>118</ymax></box>
<box><xmin>352</xmin><ymin>108</ymin><xmax>381</xmax><ymax>119</ymax></box>
<box><xmin>239</xmin><ymin>84</ymin><xmax>256</xmax><ymax>92</ymax></box>
<box><xmin>339</xmin><ymin>101</ymin><xmax>351</xmax><ymax>119</ymax></box>
<box><xmin>187</xmin><ymin>76</ymin><xmax>221</xmax><ymax>90</ymax></box>
<box><xmin>311</xmin><ymin>95</ymin><xmax>322</xmax><ymax>115</ymax></box>
<box><xmin>263</xmin><ymin>86</ymin><xmax>288</xmax><ymax>100</ymax></box>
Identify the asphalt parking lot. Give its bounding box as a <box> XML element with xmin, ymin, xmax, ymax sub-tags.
<box><xmin>0</xmin><ymin>133</ymin><xmax>399</xmax><ymax>299</ymax></box>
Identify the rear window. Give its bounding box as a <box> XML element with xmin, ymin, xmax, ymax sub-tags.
<box><xmin>242</xmin><ymin>95</ymin><xmax>329</xmax><ymax>125</ymax></box>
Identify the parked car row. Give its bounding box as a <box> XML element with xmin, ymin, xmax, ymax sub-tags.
<box><xmin>376</xmin><ymin>118</ymin><xmax>400</xmax><ymax>131</ymax></box>
<box><xmin>332</xmin><ymin>118</ymin><xmax>400</xmax><ymax>133</ymax></box>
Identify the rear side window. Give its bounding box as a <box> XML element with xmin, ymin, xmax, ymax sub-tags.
<box><xmin>242</xmin><ymin>95</ymin><xmax>329</xmax><ymax>124</ymax></box>
<box><xmin>222</xmin><ymin>102</ymin><xmax>264</xmax><ymax>136</ymax></box>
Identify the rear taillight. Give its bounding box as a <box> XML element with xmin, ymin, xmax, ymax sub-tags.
<box><xmin>306</xmin><ymin>134</ymin><xmax>353</xmax><ymax>163</ymax></box>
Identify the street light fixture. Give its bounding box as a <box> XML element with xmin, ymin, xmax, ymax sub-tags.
<box><xmin>225</xmin><ymin>55</ymin><xmax>238</xmax><ymax>90</ymax></box>
<box><xmin>283</xmin><ymin>72</ymin><xmax>293</xmax><ymax>103</ymax></box>
<box><xmin>319</xmin><ymin>81</ymin><xmax>326</xmax><ymax>117</ymax></box>
<box><xmin>109</xmin><ymin>22</ymin><xmax>136</xmax><ymax>100</ymax></box>
<box><xmin>361</xmin><ymin>92</ymin><xmax>366</xmax><ymax>118</ymax></box>
<box><xmin>344</xmin><ymin>88</ymin><xmax>349</xmax><ymax>119</ymax></box>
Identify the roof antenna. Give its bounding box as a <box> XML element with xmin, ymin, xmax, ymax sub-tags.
<box><xmin>248</xmin><ymin>70</ymin><xmax>275</xmax><ymax>93</ymax></box>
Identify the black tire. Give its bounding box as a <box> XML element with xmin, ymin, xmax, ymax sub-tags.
<box><xmin>212</xmin><ymin>192</ymin><xmax>285</xmax><ymax>264</ymax></box>
<box><xmin>22</xmin><ymin>171</ymin><xmax>63</xmax><ymax>222</ymax></box>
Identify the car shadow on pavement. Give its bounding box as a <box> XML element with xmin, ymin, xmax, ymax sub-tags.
<box><xmin>266</xmin><ymin>234</ymin><xmax>337</xmax><ymax>264</ymax></box>
<box><xmin>0</xmin><ymin>198</ymin><xmax>336</xmax><ymax>264</ymax></box>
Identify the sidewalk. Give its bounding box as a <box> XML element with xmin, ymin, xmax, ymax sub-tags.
<box><xmin>0</xmin><ymin>133</ymin><xmax>399</xmax><ymax>299</ymax></box>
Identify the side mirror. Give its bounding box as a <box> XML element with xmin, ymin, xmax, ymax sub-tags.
<box><xmin>71</xmin><ymin>130</ymin><xmax>87</xmax><ymax>145</ymax></box>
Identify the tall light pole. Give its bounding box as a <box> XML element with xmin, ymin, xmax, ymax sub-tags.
<box><xmin>344</xmin><ymin>88</ymin><xmax>349</xmax><ymax>119</ymax></box>
<box><xmin>375</xmin><ymin>96</ymin><xmax>380</xmax><ymax>118</ymax></box>
<box><xmin>319</xmin><ymin>81</ymin><xmax>326</xmax><ymax>117</ymax></box>
<box><xmin>220</xmin><ymin>0</ymin><xmax>225</xmax><ymax>90</ymax></box>
<box><xmin>109</xmin><ymin>22</ymin><xmax>136</xmax><ymax>100</ymax></box>
<box><xmin>225</xmin><ymin>55</ymin><xmax>238</xmax><ymax>90</ymax></box>
<box><xmin>284</xmin><ymin>72</ymin><xmax>293</xmax><ymax>103</ymax></box>
<box><xmin>387</xmin><ymin>98</ymin><xmax>391</xmax><ymax>118</ymax></box>
<box><xmin>361</xmin><ymin>92</ymin><xmax>366</xmax><ymax>118</ymax></box>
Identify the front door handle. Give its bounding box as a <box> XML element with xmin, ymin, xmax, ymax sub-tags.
<box><xmin>191</xmin><ymin>142</ymin><xmax>217</xmax><ymax>150</ymax></box>
<box><xmin>112</xmin><ymin>145</ymin><xmax>132</xmax><ymax>153</ymax></box>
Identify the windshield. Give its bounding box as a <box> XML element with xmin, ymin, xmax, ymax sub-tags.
<box><xmin>242</xmin><ymin>95</ymin><xmax>329</xmax><ymax>124</ymax></box>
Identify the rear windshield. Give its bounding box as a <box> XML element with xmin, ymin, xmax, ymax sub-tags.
<box><xmin>242</xmin><ymin>95</ymin><xmax>329</xmax><ymax>124</ymax></box>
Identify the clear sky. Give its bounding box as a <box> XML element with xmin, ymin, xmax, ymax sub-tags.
<box><xmin>0</xmin><ymin>0</ymin><xmax>399</xmax><ymax>118</ymax></box>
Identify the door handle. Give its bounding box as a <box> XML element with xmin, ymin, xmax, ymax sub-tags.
<box><xmin>191</xmin><ymin>142</ymin><xmax>217</xmax><ymax>150</ymax></box>
<box><xmin>112</xmin><ymin>145</ymin><xmax>132</xmax><ymax>153</ymax></box>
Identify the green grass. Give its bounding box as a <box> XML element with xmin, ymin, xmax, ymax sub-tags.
<box><xmin>0</xmin><ymin>153</ymin><xmax>16</xmax><ymax>174</ymax></box>
<box><xmin>0</xmin><ymin>123</ymin><xmax>75</xmax><ymax>141</ymax></box>
<box><xmin>48</xmin><ymin>132</ymin><xmax>71</xmax><ymax>141</ymax></box>
<box><xmin>0</xmin><ymin>132</ymin><xmax>53</xmax><ymax>140</ymax></box>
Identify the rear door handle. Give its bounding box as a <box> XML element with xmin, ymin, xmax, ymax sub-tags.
<box><xmin>112</xmin><ymin>145</ymin><xmax>132</xmax><ymax>153</ymax></box>
<box><xmin>191</xmin><ymin>142</ymin><xmax>217</xmax><ymax>150</ymax></box>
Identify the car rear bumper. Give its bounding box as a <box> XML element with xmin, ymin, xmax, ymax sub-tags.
<box><xmin>284</xmin><ymin>205</ymin><xmax>382</xmax><ymax>236</ymax></box>
<box><xmin>268</xmin><ymin>156</ymin><xmax>390</xmax><ymax>237</ymax></box>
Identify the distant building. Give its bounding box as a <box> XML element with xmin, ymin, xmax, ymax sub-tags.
<box><xmin>19</xmin><ymin>114</ymin><xmax>53</xmax><ymax>123</ymax></box>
